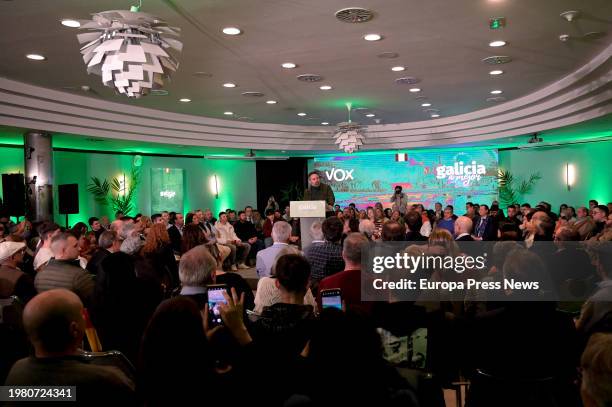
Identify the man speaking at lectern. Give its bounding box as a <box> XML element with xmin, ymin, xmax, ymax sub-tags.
<box><xmin>303</xmin><ymin>171</ymin><xmax>335</xmax><ymax>212</ymax></box>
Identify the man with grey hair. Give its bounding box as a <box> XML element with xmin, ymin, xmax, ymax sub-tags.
<box><xmin>86</xmin><ymin>230</ymin><xmax>121</xmax><ymax>275</ymax></box>
<box><xmin>256</xmin><ymin>221</ymin><xmax>292</xmax><ymax>278</ymax></box>
<box><xmin>178</xmin><ymin>246</ymin><xmax>217</xmax><ymax>308</ymax></box>
<box><xmin>317</xmin><ymin>232</ymin><xmax>369</xmax><ymax>311</ymax></box>
<box><xmin>310</xmin><ymin>221</ymin><xmax>324</xmax><ymax>243</ymax></box>
<box><xmin>359</xmin><ymin>219</ymin><xmax>376</xmax><ymax>240</ymax></box>
<box><xmin>120</xmin><ymin>222</ymin><xmax>143</xmax><ymax>255</ymax></box>
<box><xmin>35</xmin><ymin>233</ymin><xmax>95</xmax><ymax>306</ymax></box>
<box><xmin>5</xmin><ymin>289</ymin><xmax>136</xmax><ymax>402</ymax></box>
<box><xmin>454</xmin><ymin>216</ymin><xmax>474</xmax><ymax>241</ymax></box>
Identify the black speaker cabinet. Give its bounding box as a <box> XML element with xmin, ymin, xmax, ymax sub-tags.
<box><xmin>58</xmin><ymin>183</ymin><xmax>79</xmax><ymax>215</ymax></box>
<box><xmin>1</xmin><ymin>173</ymin><xmax>25</xmax><ymax>217</ymax></box>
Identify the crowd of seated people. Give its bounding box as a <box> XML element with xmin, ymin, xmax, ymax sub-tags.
<box><xmin>0</xmin><ymin>196</ymin><xmax>611</xmax><ymax>406</ymax></box>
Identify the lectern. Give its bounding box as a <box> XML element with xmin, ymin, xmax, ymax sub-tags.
<box><xmin>290</xmin><ymin>200</ymin><xmax>326</xmax><ymax>250</ymax></box>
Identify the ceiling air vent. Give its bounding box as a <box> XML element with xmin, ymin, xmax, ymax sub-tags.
<box><xmin>193</xmin><ymin>71</ymin><xmax>213</xmax><ymax>78</ymax></box>
<box><xmin>297</xmin><ymin>74</ymin><xmax>323</xmax><ymax>82</ymax></box>
<box><xmin>582</xmin><ymin>31</ymin><xmax>606</xmax><ymax>40</ymax></box>
<box><xmin>335</xmin><ymin>8</ymin><xmax>374</xmax><ymax>23</ymax></box>
<box><xmin>377</xmin><ymin>52</ymin><xmax>399</xmax><ymax>59</ymax></box>
<box><xmin>482</xmin><ymin>55</ymin><xmax>512</xmax><ymax>65</ymax></box>
<box><xmin>395</xmin><ymin>77</ymin><xmax>420</xmax><ymax>85</ymax></box>
<box><xmin>241</xmin><ymin>91</ymin><xmax>264</xmax><ymax>97</ymax></box>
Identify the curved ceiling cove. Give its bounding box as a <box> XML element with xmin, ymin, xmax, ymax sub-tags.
<box><xmin>0</xmin><ymin>0</ymin><xmax>611</xmax><ymax>151</ymax></box>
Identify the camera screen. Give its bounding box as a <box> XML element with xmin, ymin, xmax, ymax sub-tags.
<box><xmin>208</xmin><ymin>288</ymin><xmax>227</xmax><ymax>325</ymax></box>
<box><xmin>322</xmin><ymin>294</ymin><xmax>342</xmax><ymax>310</ymax></box>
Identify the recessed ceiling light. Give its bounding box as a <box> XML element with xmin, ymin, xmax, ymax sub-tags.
<box><xmin>421</xmin><ymin>102</ymin><xmax>432</xmax><ymax>107</ymax></box>
<box><xmin>321</xmin><ymin>122</ymin><xmax>329</xmax><ymax>125</ymax></box>
<box><xmin>319</xmin><ymin>85</ymin><xmax>333</xmax><ymax>90</ymax></box>
<box><xmin>266</xmin><ymin>100</ymin><xmax>277</xmax><ymax>104</ymax></box>
<box><xmin>26</xmin><ymin>54</ymin><xmax>46</xmax><ymax>61</ymax></box>
<box><xmin>281</xmin><ymin>62</ymin><xmax>297</xmax><ymax>69</ymax></box>
<box><xmin>223</xmin><ymin>111</ymin><xmax>233</xmax><ymax>115</ymax></box>
<box><xmin>489</xmin><ymin>69</ymin><xmax>504</xmax><ymax>75</ymax></box>
<box><xmin>364</xmin><ymin>33</ymin><xmax>382</xmax><ymax>41</ymax></box>
<box><xmin>489</xmin><ymin>40</ymin><xmax>507</xmax><ymax>47</ymax></box>
<box><xmin>222</xmin><ymin>27</ymin><xmax>242</xmax><ymax>35</ymax></box>
<box><xmin>409</xmin><ymin>88</ymin><xmax>421</xmax><ymax>93</ymax></box>
<box><xmin>365</xmin><ymin>113</ymin><xmax>375</xmax><ymax>117</ymax></box>
<box><xmin>61</xmin><ymin>19</ymin><xmax>80</xmax><ymax>28</ymax></box>
<box><xmin>223</xmin><ymin>82</ymin><xmax>237</xmax><ymax>88</ymax></box>
<box><xmin>297</xmin><ymin>112</ymin><xmax>307</xmax><ymax>116</ymax></box>
<box><xmin>391</xmin><ymin>66</ymin><xmax>405</xmax><ymax>72</ymax></box>
<box><xmin>179</xmin><ymin>98</ymin><xmax>191</xmax><ymax>102</ymax></box>
<box><xmin>431</xmin><ymin>114</ymin><xmax>440</xmax><ymax>118</ymax></box>
<box><xmin>490</xmin><ymin>89</ymin><xmax>503</xmax><ymax>94</ymax></box>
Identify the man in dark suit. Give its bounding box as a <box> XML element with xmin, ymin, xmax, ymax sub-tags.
<box><xmin>474</xmin><ymin>204</ymin><xmax>497</xmax><ymax>241</ymax></box>
<box><xmin>506</xmin><ymin>205</ymin><xmax>522</xmax><ymax>227</ymax></box>
<box><xmin>87</xmin><ymin>231</ymin><xmax>120</xmax><ymax>275</ymax></box>
<box><xmin>454</xmin><ymin>216</ymin><xmax>474</xmax><ymax>241</ymax></box>
<box><xmin>167</xmin><ymin>212</ymin><xmax>184</xmax><ymax>253</ymax></box>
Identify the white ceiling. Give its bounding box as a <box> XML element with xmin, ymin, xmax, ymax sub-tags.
<box><xmin>0</xmin><ymin>0</ymin><xmax>611</xmax><ymax>127</ymax></box>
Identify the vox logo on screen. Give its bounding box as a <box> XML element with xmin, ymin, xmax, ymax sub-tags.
<box><xmin>325</xmin><ymin>168</ymin><xmax>354</xmax><ymax>182</ymax></box>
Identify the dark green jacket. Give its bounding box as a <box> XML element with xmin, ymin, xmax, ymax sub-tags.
<box><xmin>303</xmin><ymin>183</ymin><xmax>335</xmax><ymax>207</ymax></box>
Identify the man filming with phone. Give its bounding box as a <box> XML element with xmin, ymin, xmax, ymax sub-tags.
<box><xmin>390</xmin><ymin>185</ymin><xmax>408</xmax><ymax>215</ymax></box>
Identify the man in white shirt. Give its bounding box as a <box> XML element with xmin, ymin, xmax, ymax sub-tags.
<box><xmin>256</xmin><ymin>221</ymin><xmax>292</xmax><ymax>278</ymax></box>
<box><xmin>215</xmin><ymin>212</ymin><xmax>250</xmax><ymax>271</ymax></box>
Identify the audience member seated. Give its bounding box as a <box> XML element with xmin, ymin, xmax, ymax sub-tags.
<box><xmin>404</xmin><ymin>211</ymin><xmax>427</xmax><ymax>241</ymax></box>
<box><xmin>179</xmin><ymin>246</ymin><xmax>254</xmax><ymax>311</ymax></box>
<box><xmin>92</xmin><ymin>247</ymin><xmax>162</xmax><ymax>364</ymax></box>
<box><xmin>215</xmin><ymin>212</ymin><xmax>250</xmax><ymax>271</ymax></box>
<box><xmin>254</xmin><ymin>246</ymin><xmax>317</xmax><ymax>314</ymax></box>
<box><xmin>233</xmin><ymin>210</ymin><xmax>265</xmax><ymax>265</ymax></box>
<box><xmin>464</xmin><ymin>249</ymin><xmax>580</xmax><ymax>405</ymax></box>
<box><xmin>473</xmin><ymin>204</ymin><xmax>497</xmax><ymax>241</ymax></box>
<box><xmin>88</xmin><ymin>217</ymin><xmax>105</xmax><ymax>241</ymax></box>
<box><xmin>304</xmin><ymin>216</ymin><xmax>345</xmax><ymax>292</ymax></box>
<box><xmin>0</xmin><ymin>241</ymin><xmax>36</xmax><ymax>303</ymax></box>
<box><xmin>256</xmin><ymin>221</ymin><xmax>292</xmax><ymax>278</ymax></box>
<box><xmin>32</xmin><ymin>221</ymin><xmax>60</xmax><ymax>272</ymax></box>
<box><xmin>295</xmin><ymin>308</ymin><xmax>419</xmax><ymax>407</ymax></box>
<box><xmin>359</xmin><ymin>218</ymin><xmax>376</xmax><ymax>240</ymax></box>
<box><xmin>139</xmin><ymin>223</ymin><xmax>179</xmax><ymax>291</ymax></box>
<box><xmin>437</xmin><ymin>205</ymin><xmax>456</xmax><ymax>235</ymax></box>
<box><xmin>86</xmin><ymin>230</ymin><xmax>120</xmax><ymax>276</ymax></box>
<box><xmin>317</xmin><ymin>233</ymin><xmax>371</xmax><ymax>313</ymax></box>
<box><xmin>591</xmin><ymin>205</ymin><xmax>609</xmax><ymax>238</ymax></box>
<box><xmin>262</xmin><ymin>208</ymin><xmax>276</xmax><ymax>247</ymax></box>
<box><xmin>166</xmin><ymin>212</ymin><xmax>183</xmax><ymax>253</ymax></box>
<box><xmin>580</xmin><ymin>333</ymin><xmax>612</xmax><ymax>407</ymax></box>
<box><xmin>250</xmin><ymin>253</ymin><xmax>315</xmax><ymax>356</ymax></box>
<box><xmin>34</xmin><ymin>233</ymin><xmax>94</xmax><ymax>307</ymax></box>
<box><xmin>505</xmin><ymin>205</ymin><xmax>522</xmax><ymax>227</ymax></box>
<box><xmin>550</xmin><ymin>227</ymin><xmax>596</xmax><ymax>289</ymax></box>
<box><xmin>577</xmin><ymin>242</ymin><xmax>612</xmax><ymax>341</ymax></box>
<box><xmin>5</xmin><ymin>289</ymin><xmax>137</xmax><ymax>404</ymax></box>
<box><xmin>138</xmin><ymin>296</ymin><xmax>218</xmax><ymax>406</ymax></box>
<box><xmin>455</xmin><ymin>216</ymin><xmax>474</xmax><ymax>242</ymax></box>
<box><xmin>381</xmin><ymin>221</ymin><xmax>405</xmax><ymax>241</ymax></box>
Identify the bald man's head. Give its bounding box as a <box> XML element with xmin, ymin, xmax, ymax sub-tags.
<box><xmin>454</xmin><ymin>216</ymin><xmax>473</xmax><ymax>236</ymax></box>
<box><xmin>23</xmin><ymin>289</ymin><xmax>85</xmax><ymax>357</ymax></box>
